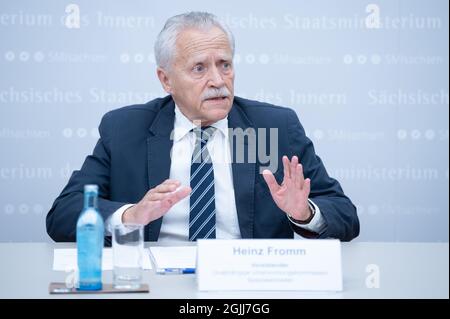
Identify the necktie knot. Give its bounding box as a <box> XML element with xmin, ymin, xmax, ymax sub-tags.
<box><xmin>192</xmin><ymin>126</ymin><xmax>216</xmax><ymax>144</ymax></box>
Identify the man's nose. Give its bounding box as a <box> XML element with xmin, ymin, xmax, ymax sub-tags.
<box><xmin>207</xmin><ymin>65</ymin><xmax>225</xmax><ymax>87</ymax></box>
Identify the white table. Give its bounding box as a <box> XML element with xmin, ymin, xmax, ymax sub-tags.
<box><xmin>0</xmin><ymin>242</ymin><xmax>448</xmax><ymax>298</ymax></box>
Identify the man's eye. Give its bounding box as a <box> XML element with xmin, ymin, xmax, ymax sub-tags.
<box><xmin>223</xmin><ymin>62</ymin><xmax>231</xmax><ymax>70</ymax></box>
<box><xmin>193</xmin><ymin>65</ymin><xmax>205</xmax><ymax>73</ymax></box>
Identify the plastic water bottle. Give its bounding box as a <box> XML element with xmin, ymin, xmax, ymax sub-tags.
<box><xmin>76</xmin><ymin>184</ymin><xmax>104</xmax><ymax>290</ymax></box>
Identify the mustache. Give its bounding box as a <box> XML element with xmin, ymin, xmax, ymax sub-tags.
<box><xmin>201</xmin><ymin>87</ymin><xmax>231</xmax><ymax>101</ymax></box>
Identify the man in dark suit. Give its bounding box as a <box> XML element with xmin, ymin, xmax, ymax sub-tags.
<box><xmin>46</xmin><ymin>12</ymin><xmax>359</xmax><ymax>242</ymax></box>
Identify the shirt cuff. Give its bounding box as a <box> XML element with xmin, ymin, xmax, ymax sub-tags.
<box><xmin>288</xmin><ymin>199</ymin><xmax>327</xmax><ymax>234</ymax></box>
<box><xmin>105</xmin><ymin>204</ymin><xmax>135</xmax><ymax>235</ymax></box>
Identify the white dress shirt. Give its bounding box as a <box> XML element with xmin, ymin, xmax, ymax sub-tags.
<box><xmin>107</xmin><ymin>104</ymin><xmax>326</xmax><ymax>240</ymax></box>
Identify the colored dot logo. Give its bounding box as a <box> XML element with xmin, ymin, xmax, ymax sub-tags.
<box><xmin>245</xmin><ymin>54</ymin><xmax>256</xmax><ymax>64</ymax></box>
<box><xmin>76</xmin><ymin>128</ymin><xmax>87</xmax><ymax>138</ymax></box>
<box><xmin>134</xmin><ymin>53</ymin><xmax>144</xmax><ymax>63</ymax></box>
<box><xmin>343</xmin><ymin>54</ymin><xmax>353</xmax><ymax>64</ymax></box>
<box><xmin>120</xmin><ymin>53</ymin><xmax>130</xmax><ymax>64</ymax></box>
<box><xmin>19</xmin><ymin>204</ymin><xmax>29</xmax><ymax>215</ymax></box>
<box><xmin>4</xmin><ymin>51</ymin><xmax>47</xmax><ymax>62</ymax></box>
<box><xmin>19</xmin><ymin>51</ymin><xmax>30</xmax><ymax>62</ymax></box>
<box><xmin>62</xmin><ymin>128</ymin><xmax>73</xmax><ymax>138</ymax></box>
<box><xmin>5</xmin><ymin>51</ymin><xmax>15</xmax><ymax>62</ymax></box>
<box><xmin>64</xmin><ymin>128</ymin><xmax>99</xmax><ymax>138</ymax></box>
<box><xmin>357</xmin><ymin>55</ymin><xmax>367</xmax><ymax>64</ymax></box>
<box><xmin>4</xmin><ymin>204</ymin><xmax>14</xmax><ymax>215</ymax></box>
<box><xmin>370</xmin><ymin>54</ymin><xmax>382</xmax><ymax>64</ymax></box>
<box><xmin>259</xmin><ymin>54</ymin><xmax>270</xmax><ymax>64</ymax></box>
<box><xmin>344</xmin><ymin>54</ymin><xmax>382</xmax><ymax>65</ymax></box>
<box><xmin>34</xmin><ymin>51</ymin><xmax>45</xmax><ymax>62</ymax></box>
<box><xmin>397</xmin><ymin>129</ymin><xmax>441</xmax><ymax>141</ymax></box>
<box><xmin>397</xmin><ymin>129</ymin><xmax>408</xmax><ymax>140</ymax></box>
<box><xmin>424</xmin><ymin>129</ymin><xmax>435</xmax><ymax>140</ymax></box>
<box><xmin>411</xmin><ymin>130</ymin><xmax>421</xmax><ymax>140</ymax></box>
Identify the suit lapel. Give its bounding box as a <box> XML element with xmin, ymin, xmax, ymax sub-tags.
<box><xmin>228</xmin><ymin>102</ymin><xmax>256</xmax><ymax>238</ymax></box>
<box><xmin>146</xmin><ymin>99</ymin><xmax>175</xmax><ymax>241</ymax></box>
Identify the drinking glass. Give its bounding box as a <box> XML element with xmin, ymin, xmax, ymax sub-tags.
<box><xmin>112</xmin><ymin>224</ymin><xmax>144</xmax><ymax>289</ymax></box>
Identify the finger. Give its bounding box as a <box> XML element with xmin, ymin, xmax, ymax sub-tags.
<box><xmin>298</xmin><ymin>164</ymin><xmax>305</xmax><ymax>188</ymax></box>
<box><xmin>172</xmin><ymin>186</ymin><xmax>191</xmax><ymax>201</ymax></box>
<box><xmin>148</xmin><ymin>192</ymin><xmax>166</xmax><ymax>201</ymax></box>
<box><xmin>291</xmin><ymin>156</ymin><xmax>299</xmax><ymax>185</ymax></box>
<box><xmin>150</xmin><ymin>180</ymin><xmax>180</xmax><ymax>192</ymax></box>
<box><xmin>295</xmin><ymin>163</ymin><xmax>301</xmax><ymax>189</ymax></box>
<box><xmin>162</xmin><ymin>179</ymin><xmax>181</xmax><ymax>186</ymax></box>
<box><xmin>304</xmin><ymin>178</ymin><xmax>311</xmax><ymax>196</ymax></box>
<box><xmin>149</xmin><ymin>189</ymin><xmax>185</xmax><ymax>201</ymax></box>
<box><xmin>160</xmin><ymin>195</ymin><xmax>175</xmax><ymax>209</ymax></box>
<box><xmin>153</xmin><ymin>183</ymin><xmax>179</xmax><ymax>194</ymax></box>
<box><xmin>282</xmin><ymin>156</ymin><xmax>291</xmax><ymax>182</ymax></box>
<box><xmin>162</xmin><ymin>186</ymin><xmax>191</xmax><ymax>207</ymax></box>
<box><xmin>262</xmin><ymin>169</ymin><xmax>281</xmax><ymax>194</ymax></box>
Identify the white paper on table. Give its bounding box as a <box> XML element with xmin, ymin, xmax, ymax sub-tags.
<box><xmin>149</xmin><ymin>246</ymin><xmax>197</xmax><ymax>270</ymax></box>
<box><xmin>53</xmin><ymin>248</ymin><xmax>152</xmax><ymax>271</ymax></box>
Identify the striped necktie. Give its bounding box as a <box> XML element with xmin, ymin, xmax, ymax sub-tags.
<box><xmin>189</xmin><ymin>126</ymin><xmax>216</xmax><ymax>241</ymax></box>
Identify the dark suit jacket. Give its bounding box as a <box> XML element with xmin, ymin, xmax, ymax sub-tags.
<box><xmin>46</xmin><ymin>96</ymin><xmax>359</xmax><ymax>242</ymax></box>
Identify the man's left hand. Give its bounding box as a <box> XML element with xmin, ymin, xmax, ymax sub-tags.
<box><xmin>262</xmin><ymin>155</ymin><xmax>312</xmax><ymax>222</ymax></box>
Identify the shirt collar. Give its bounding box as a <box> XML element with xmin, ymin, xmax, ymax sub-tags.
<box><xmin>173</xmin><ymin>104</ymin><xmax>229</xmax><ymax>142</ymax></box>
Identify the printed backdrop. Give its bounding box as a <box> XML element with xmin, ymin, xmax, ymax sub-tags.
<box><xmin>0</xmin><ymin>0</ymin><xmax>448</xmax><ymax>242</ymax></box>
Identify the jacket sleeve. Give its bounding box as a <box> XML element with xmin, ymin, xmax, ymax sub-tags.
<box><xmin>286</xmin><ymin>109</ymin><xmax>360</xmax><ymax>241</ymax></box>
<box><xmin>46</xmin><ymin>112</ymin><xmax>128</xmax><ymax>242</ymax></box>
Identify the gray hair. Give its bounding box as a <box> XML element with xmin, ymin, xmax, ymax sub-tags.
<box><xmin>154</xmin><ymin>12</ymin><xmax>235</xmax><ymax>70</ymax></box>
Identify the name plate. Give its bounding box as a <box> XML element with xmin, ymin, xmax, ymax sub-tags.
<box><xmin>197</xmin><ymin>239</ymin><xmax>342</xmax><ymax>291</ymax></box>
